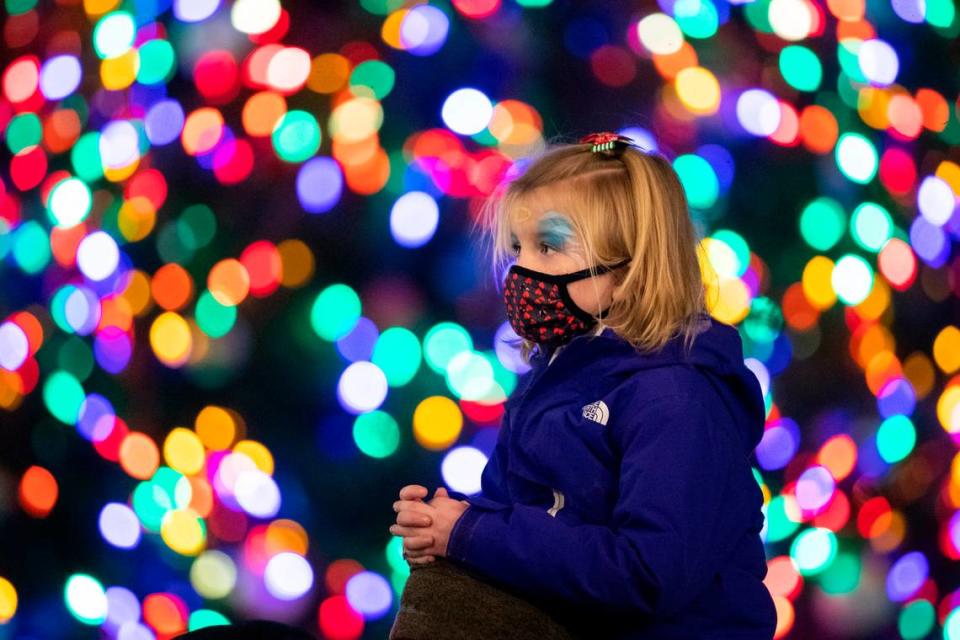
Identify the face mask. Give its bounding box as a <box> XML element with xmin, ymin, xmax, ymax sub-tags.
<box><xmin>503</xmin><ymin>259</ymin><xmax>631</xmax><ymax>347</ymax></box>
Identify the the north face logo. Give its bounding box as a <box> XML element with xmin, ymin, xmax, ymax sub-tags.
<box><xmin>582</xmin><ymin>400</ymin><xmax>610</xmax><ymax>426</ymax></box>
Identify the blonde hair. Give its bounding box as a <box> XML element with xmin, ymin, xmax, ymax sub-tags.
<box><xmin>472</xmin><ymin>136</ymin><xmax>713</xmax><ymax>363</ymax></box>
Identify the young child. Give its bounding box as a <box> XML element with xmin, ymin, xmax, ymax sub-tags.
<box><xmin>389</xmin><ymin>132</ymin><xmax>777</xmax><ymax>638</ymax></box>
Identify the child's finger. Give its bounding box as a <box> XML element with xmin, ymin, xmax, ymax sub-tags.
<box><xmin>396</xmin><ymin>510</ymin><xmax>431</xmax><ymax>527</ymax></box>
<box><xmin>394</xmin><ymin>500</ymin><xmax>434</xmax><ymax>517</ymax></box>
<box><xmin>399</xmin><ymin>485</ymin><xmax>428</xmax><ymax>501</ymax></box>
<box><xmin>390</xmin><ymin>524</ymin><xmax>431</xmax><ymax>537</ymax></box>
<box><xmin>407</xmin><ymin>555</ymin><xmax>436</xmax><ymax>566</ymax></box>
<box><xmin>403</xmin><ymin>535</ymin><xmax>435</xmax><ymax>551</ymax></box>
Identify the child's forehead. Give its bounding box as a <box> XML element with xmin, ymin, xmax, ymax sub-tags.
<box><xmin>507</xmin><ymin>193</ymin><xmax>576</xmax><ymax>233</ymax></box>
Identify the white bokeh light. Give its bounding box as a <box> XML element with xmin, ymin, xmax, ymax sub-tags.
<box><xmin>338</xmin><ymin>361</ymin><xmax>389</xmax><ymax>414</ymax></box>
<box><xmin>39</xmin><ymin>55</ymin><xmax>82</xmax><ymax>100</ymax></box>
<box><xmin>345</xmin><ymin>571</ymin><xmax>393</xmax><ymax>618</ymax></box>
<box><xmin>0</xmin><ymin>321</ymin><xmax>29</xmax><ymax>371</ymax></box>
<box><xmin>173</xmin><ymin>0</ymin><xmax>220</xmax><ymax>22</ymax></box>
<box><xmin>77</xmin><ymin>231</ymin><xmax>120</xmax><ymax>281</ymax></box>
<box><xmin>99</xmin><ymin>120</ymin><xmax>140</xmax><ymax>169</ymax></box>
<box><xmin>768</xmin><ymin>0</ymin><xmax>813</xmax><ymax>41</ymax></box>
<box><xmin>736</xmin><ymin>89</ymin><xmax>781</xmax><ymax>137</ymax></box>
<box><xmin>831</xmin><ymin>254</ymin><xmax>873</xmax><ymax>305</ymax></box>
<box><xmin>49</xmin><ymin>178</ymin><xmax>92</xmax><ymax>228</ymax></box>
<box><xmin>441</xmin><ymin>88</ymin><xmax>493</xmax><ymax>136</ymax></box>
<box><xmin>235</xmin><ymin>469</ymin><xmax>281</xmax><ymax>519</ymax></box>
<box><xmin>231</xmin><ymin>0</ymin><xmax>281</xmax><ymax>35</ymax></box>
<box><xmin>441</xmin><ymin>446</ymin><xmax>488</xmax><ymax>495</ymax></box>
<box><xmin>636</xmin><ymin>13</ymin><xmax>684</xmax><ymax>55</ymax></box>
<box><xmin>859</xmin><ymin>39</ymin><xmax>899</xmax><ymax>86</ymax></box>
<box><xmin>917</xmin><ymin>175</ymin><xmax>956</xmax><ymax>227</ymax></box>
<box><xmin>390</xmin><ymin>191</ymin><xmax>439</xmax><ymax>248</ymax></box>
<box><xmin>264</xmin><ymin>552</ymin><xmax>313</xmax><ymax>601</ymax></box>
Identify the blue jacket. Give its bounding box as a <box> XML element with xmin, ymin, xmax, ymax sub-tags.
<box><xmin>445</xmin><ymin>314</ymin><xmax>777</xmax><ymax>639</ymax></box>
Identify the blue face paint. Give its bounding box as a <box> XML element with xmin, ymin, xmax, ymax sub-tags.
<box><xmin>538</xmin><ymin>210</ymin><xmax>576</xmax><ymax>250</ymax></box>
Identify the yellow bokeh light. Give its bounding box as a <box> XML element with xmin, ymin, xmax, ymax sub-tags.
<box><xmin>707</xmin><ymin>277</ymin><xmax>751</xmax><ymax>325</ymax></box>
<box><xmin>329</xmin><ymin>96</ymin><xmax>384</xmax><ymax>143</ymax></box>
<box><xmin>233</xmin><ymin>440</ymin><xmax>274</xmax><ymax>475</ymax></box>
<box><xmin>802</xmin><ymin>256</ymin><xmax>837</xmax><ymax>310</ymax></box>
<box><xmin>195</xmin><ymin>405</ymin><xmax>239</xmax><ymax>451</ymax></box>
<box><xmin>675</xmin><ymin>66</ymin><xmax>721</xmax><ymax>116</ymax></box>
<box><xmin>149</xmin><ymin>311</ymin><xmax>193</xmax><ymax>368</ymax></box>
<box><xmin>265</xmin><ymin>519</ymin><xmax>309</xmax><ymax>556</ymax></box>
<box><xmin>381</xmin><ymin>9</ymin><xmax>409</xmax><ymax>50</ymax></box>
<box><xmin>937</xmin><ymin>385</ymin><xmax>960</xmax><ymax>434</ymax></box>
<box><xmin>100</xmin><ymin>49</ymin><xmax>139</xmax><ymax>91</ymax></box>
<box><xmin>190</xmin><ymin>550</ymin><xmax>237</xmax><ymax>599</ymax></box>
<box><xmin>84</xmin><ymin>0</ymin><xmax>121</xmax><ymax>16</ymax></box>
<box><xmin>0</xmin><ymin>576</ymin><xmax>17</xmax><ymax>624</ymax></box>
<box><xmin>161</xmin><ymin>509</ymin><xmax>206</xmax><ymax>556</ymax></box>
<box><xmin>413</xmin><ymin>396</ymin><xmax>463</xmax><ymax>450</ymax></box>
<box><xmin>933</xmin><ymin>326</ymin><xmax>960</xmax><ymax>374</ymax></box>
<box><xmin>164</xmin><ymin>428</ymin><xmax>206</xmax><ymax>476</ymax></box>
<box><xmin>122</xmin><ymin>269</ymin><xmax>154</xmax><ymax>316</ymax></box>
<box><xmin>118</xmin><ymin>196</ymin><xmax>157</xmax><ymax>242</ymax></box>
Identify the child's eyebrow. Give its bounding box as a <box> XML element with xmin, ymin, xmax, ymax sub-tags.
<box><xmin>538</xmin><ymin>210</ymin><xmax>576</xmax><ymax>246</ymax></box>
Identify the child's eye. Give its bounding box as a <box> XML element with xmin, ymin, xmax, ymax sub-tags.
<box><xmin>510</xmin><ymin>242</ymin><xmax>556</xmax><ymax>255</ymax></box>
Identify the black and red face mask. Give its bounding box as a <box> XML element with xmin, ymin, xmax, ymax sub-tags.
<box><xmin>502</xmin><ymin>259</ymin><xmax>631</xmax><ymax>348</ymax></box>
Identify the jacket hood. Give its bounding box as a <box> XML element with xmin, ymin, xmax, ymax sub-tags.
<box><xmin>531</xmin><ymin>312</ymin><xmax>767</xmax><ymax>452</ymax></box>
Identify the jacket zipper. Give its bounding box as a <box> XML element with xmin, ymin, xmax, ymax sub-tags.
<box><xmin>547</xmin><ymin>488</ymin><xmax>565</xmax><ymax>517</ymax></box>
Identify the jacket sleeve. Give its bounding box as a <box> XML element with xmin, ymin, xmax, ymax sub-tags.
<box><xmin>445</xmin><ymin>392</ymin><xmax>742</xmax><ymax>617</ymax></box>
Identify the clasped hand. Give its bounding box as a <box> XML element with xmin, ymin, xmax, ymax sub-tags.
<box><xmin>389</xmin><ymin>485</ymin><xmax>470</xmax><ymax>566</ymax></box>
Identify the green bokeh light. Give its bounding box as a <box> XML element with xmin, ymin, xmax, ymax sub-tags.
<box><xmin>196</xmin><ymin>290</ymin><xmax>237</xmax><ymax>339</ymax></box>
<box><xmin>743</xmin><ymin>297</ymin><xmax>783</xmax><ymax>344</ymax></box>
<box><xmin>311</xmin><ymin>284</ymin><xmax>361</xmax><ymax>341</ymax></box>
<box><xmin>816</xmin><ymin>548</ymin><xmax>860</xmax><ymax>594</ymax></box>
<box><xmin>64</xmin><ymin>573</ymin><xmax>107</xmax><ymax>625</ymax></box>
<box><xmin>673</xmin><ymin>154</ymin><xmax>719</xmax><ymax>210</ymax></box>
<box><xmin>43</xmin><ymin>370</ymin><xmax>85</xmax><ymax>425</ymax></box>
<box><xmin>850</xmin><ymin>202</ymin><xmax>893</xmax><ymax>253</ymax></box>
<box><xmin>272</xmin><ymin>110</ymin><xmax>321</xmax><ymax>163</ymax></box>
<box><xmin>5</xmin><ymin>113</ymin><xmax>42</xmax><ymax>153</ymax></box>
<box><xmin>799</xmin><ymin>197</ymin><xmax>846</xmax><ymax>251</ymax></box>
<box><xmin>790</xmin><ymin>527</ymin><xmax>838</xmax><ymax>576</ymax></box>
<box><xmin>764</xmin><ymin>495</ymin><xmax>800</xmax><ymax>543</ymax></box>
<box><xmin>353</xmin><ymin>410</ymin><xmax>400</xmax><ymax>458</ymax></box>
<box><xmin>58</xmin><ymin>336</ymin><xmax>95</xmax><ymax>382</ymax></box>
<box><xmin>137</xmin><ymin>39</ymin><xmax>176</xmax><ymax>85</ymax></box>
<box><xmin>371</xmin><ymin>327</ymin><xmax>421</xmax><ymax>387</ymax></box>
<box><xmin>779</xmin><ymin>46</ymin><xmax>822</xmax><ymax>92</ymax></box>
<box><xmin>71</xmin><ymin>132</ymin><xmax>105</xmax><ymax>182</ymax></box>
<box><xmin>13</xmin><ymin>220</ymin><xmax>51</xmax><ymax>275</ymax></box>
<box><xmin>350</xmin><ymin>60</ymin><xmax>396</xmax><ymax>100</ymax></box>
<box><xmin>898</xmin><ymin>599</ymin><xmax>935</xmax><ymax>640</ymax></box>
<box><xmin>835</xmin><ymin>132</ymin><xmax>878</xmax><ymax>185</ymax></box>
<box><xmin>188</xmin><ymin>609</ymin><xmax>231</xmax><ymax>631</ymax></box>
<box><xmin>423</xmin><ymin>322</ymin><xmax>473</xmax><ymax>374</ymax></box>
<box><xmin>876</xmin><ymin>415</ymin><xmax>916</xmax><ymax>463</ymax></box>
<box><xmin>674</xmin><ymin>0</ymin><xmax>719</xmax><ymax>39</ymax></box>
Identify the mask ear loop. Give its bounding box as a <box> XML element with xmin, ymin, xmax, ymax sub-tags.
<box><xmin>594</xmin><ymin>259</ymin><xmax>631</xmax><ymax>325</ymax></box>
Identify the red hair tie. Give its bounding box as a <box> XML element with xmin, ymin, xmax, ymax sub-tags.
<box><xmin>579</xmin><ymin>131</ymin><xmax>637</xmax><ymax>154</ymax></box>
